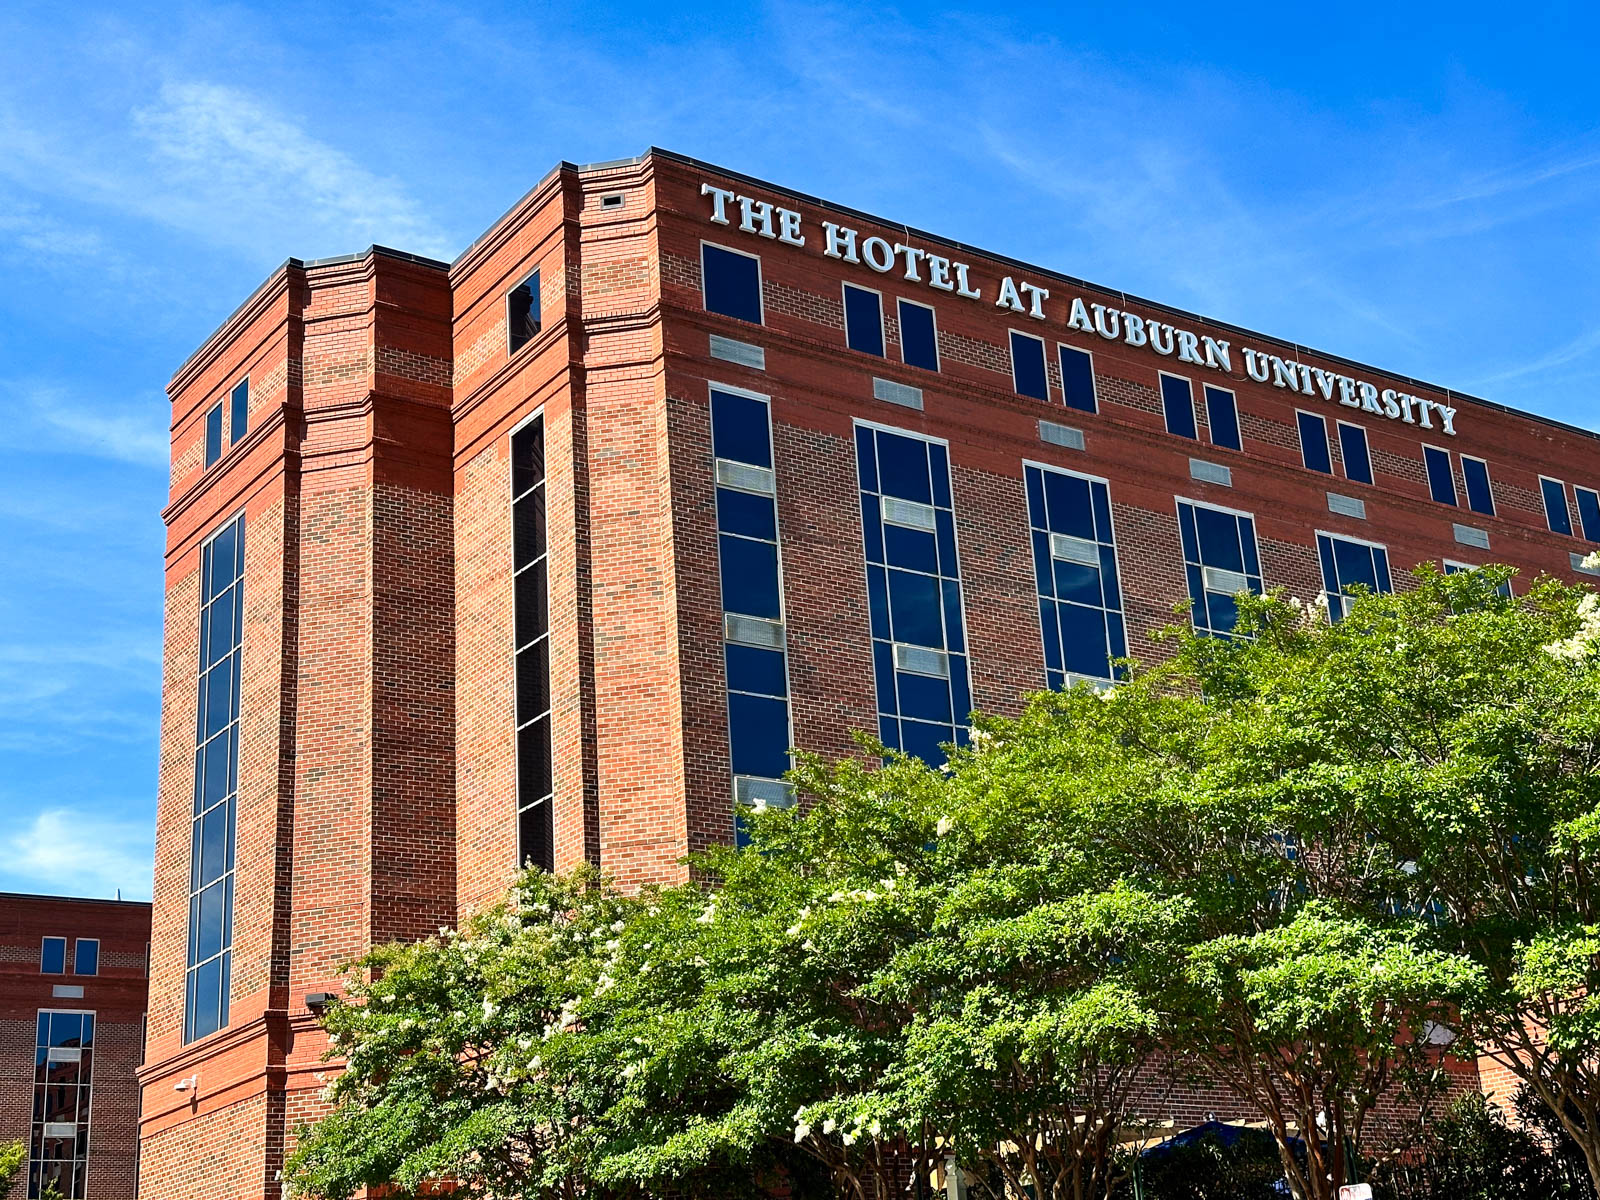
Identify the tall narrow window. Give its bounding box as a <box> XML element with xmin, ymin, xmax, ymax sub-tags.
<box><xmin>40</xmin><ymin>938</ymin><xmax>65</xmax><ymax>974</ymax></box>
<box><xmin>507</xmin><ymin>268</ymin><xmax>542</xmax><ymax>354</ymax></box>
<box><xmin>1570</xmin><ymin>485</ymin><xmax>1600</xmax><ymax>543</ymax></box>
<box><xmin>73</xmin><ymin>940</ymin><xmax>98</xmax><ymax>977</ymax></box>
<box><xmin>186</xmin><ymin>516</ymin><xmax>243</xmax><ymax>1043</ymax></box>
<box><xmin>701</xmin><ymin>243</ymin><xmax>763</xmax><ymax>325</ymax></box>
<box><xmin>1025</xmin><ymin>464</ymin><xmax>1125</xmax><ymax>688</ymax></box>
<box><xmin>1461</xmin><ymin>456</ymin><xmax>1495</xmax><ymax>516</ymax></box>
<box><xmin>1058</xmin><ymin>344</ymin><xmax>1097</xmax><ymax>414</ymax></box>
<box><xmin>511</xmin><ymin>416</ymin><xmax>553</xmax><ymax>872</ymax></box>
<box><xmin>228</xmin><ymin>379</ymin><xmax>249</xmax><ymax>444</ymax></box>
<box><xmin>843</xmin><ymin>284</ymin><xmax>885</xmax><ymax>357</ymax></box>
<box><xmin>898</xmin><ymin>299</ymin><xmax>939</xmax><ymax>372</ymax></box>
<box><xmin>204</xmin><ymin>403</ymin><xmax>224</xmax><ymax>468</ymax></box>
<box><xmin>1423</xmin><ymin>445</ymin><xmax>1458</xmax><ymax>506</ymax></box>
<box><xmin>711</xmin><ymin>387</ymin><xmax>794</xmax><ymax>843</ymax></box>
<box><xmin>1298</xmin><ymin>411</ymin><xmax>1332</xmax><ymax>474</ymax></box>
<box><xmin>1317</xmin><ymin>532</ymin><xmax>1393</xmax><ymax>621</ymax></box>
<box><xmin>1010</xmin><ymin>331</ymin><xmax>1048</xmax><ymax>401</ymax></box>
<box><xmin>1177</xmin><ymin>499</ymin><xmax>1263</xmax><ymax>638</ymax></box>
<box><xmin>1338</xmin><ymin>422</ymin><xmax>1373</xmax><ymax>484</ymax></box>
<box><xmin>856</xmin><ymin>422</ymin><xmax>971</xmax><ymax>765</ymax></box>
<box><xmin>1542</xmin><ymin>477</ymin><xmax>1574</xmax><ymax>536</ymax></box>
<box><xmin>1205</xmin><ymin>386</ymin><xmax>1241</xmax><ymax>450</ymax></box>
<box><xmin>1161</xmin><ymin>374</ymin><xmax>1197</xmax><ymax>440</ymax></box>
<box><xmin>30</xmin><ymin>1010</ymin><xmax>94</xmax><ymax>1199</ymax></box>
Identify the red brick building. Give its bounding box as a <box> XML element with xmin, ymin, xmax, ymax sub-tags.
<box><xmin>140</xmin><ymin>149</ymin><xmax>1600</xmax><ymax>1198</ymax></box>
<box><xmin>1</xmin><ymin>893</ymin><xmax>150</xmax><ymax>1199</ymax></box>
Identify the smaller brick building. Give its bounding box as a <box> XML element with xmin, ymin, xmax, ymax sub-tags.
<box><xmin>0</xmin><ymin>894</ymin><xmax>150</xmax><ymax>1200</ymax></box>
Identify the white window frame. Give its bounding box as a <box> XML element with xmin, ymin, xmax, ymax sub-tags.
<box><xmin>699</xmin><ymin>238</ymin><xmax>765</xmax><ymax>326</ymax></box>
<box><xmin>840</xmin><ymin>280</ymin><xmax>886</xmax><ymax>356</ymax></box>
<box><xmin>898</xmin><ymin>297</ymin><xmax>941</xmax><ymax>372</ymax></box>
<box><xmin>1458</xmin><ymin>453</ymin><xmax>1495</xmax><ymax>516</ymax></box>
<box><xmin>1316</xmin><ymin>528</ymin><xmax>1394</xmax><ymax>612</ymax></box>
<box><xmin>1422</xmin><ymin>443</ymin><xmax>1459</xmax><ymax>507</ymax></box>
<box><xmin>41</xmin><ymin>936</ymin><xmax>65</xmax><ymax>975</ymax></box>
<box><xmin>32</xmin><ymin>1007</ymin><xmax>95</xmax><ymax>1200</ymax></box>
<box><xmin>1055</xmin><ymin>342</ymin><xmax>1097</xmax><ymax>414</ymax></box>
<box><xmin>1539</xmin><ymin>475</ymin><xmax>1573</xmax><ymax>534</ymax></box>
<box><xmin>1575</xmin><ymin>485</ymin><xmax>1600</xmax><ymax>541</ymax></box>
<box><xmin>73</xmin><ymin>939</ymin><xmax>99</xmax><ymax>977</ymax></box>
<box><xmin>508</xmin><ymin>407</ymin><xmax>555</xmax><ymax>869</ymax></box>
<box><xmin>504</xmin><ymin>267</ymin><xmax>543</xmax><ymax>356</ymax></box>
<box><xmin>1296</xmin><ymin>409</ymin><xmax>1331</xmax><ymax>473</ymax></box>
<box><xmin>1009</xmin><ymin>328</ymin><xmax>1050</xmax><ymax>400</ymax></box>
<box><xmin>1158</xmin><ymin>370</ymin><xmax>1197</xmax><ymax>439</ymax></box>
<box><xmin>1173</xmin><ymin>495</ymin><xmax>1265</xmax><ymax>634</ymax></box>
<box><xmin>1335</xmin><ymin>420</ymin><xmax>1372</xmax><ymax>484</ymax></box>
<box><xmin>1202</xmin><ymin>384</ymin><xmax>1240</xmax><ymax>451</ymax></box>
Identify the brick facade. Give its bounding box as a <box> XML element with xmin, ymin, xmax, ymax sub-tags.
<box><xmin>0</xmin><ymin>893</ymin><xmax>150</xmax><ymax>1200</ymax></box>
<box><xmin>141</xmin><ymin>149</ymin><xmax>1600</xmax><ymax>1197</ymax></box>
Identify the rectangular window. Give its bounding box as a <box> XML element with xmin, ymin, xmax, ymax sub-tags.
<box><xmin>511</xmin><ymin>415</ymin><xmax>553</xmax><ymax>871</ymax></box>
<box><xmin>1317</xmin><ymin>532</ymin><xmax>1393</xmax><ymax>621</ymax></box>
<box><xmin>856</xmin><ymin>422</ymin><xmax>971</xmax><ymax>765</ymax></box>
<box><xmin>897</xmin><ymin>299</ymin><xmax>939</xmax><ymax>372</ymax></box>
<box><xmin>1025</xmin><ymin>464</ymin><xmax>1126</xmax><ymax>688</ymax></box>
<box><xmin>1444</xmin><ymin>560</ymin><xmax>1512</xmax><ymax>599</ymax></box>
<box><xmin>1423</xmin><ymin>445</ymin><xmax>1458</xmax><ymax>506</ymax></box>
<box><xmin>1297</xmin><ymin>411</ymin><xmax>1332</xmax><ymax>474</ymax></box>
<box><xmin>1010</xmin><ymin>330</ymin><xmax>1048</xmax><ymax>401</ymax></box>
<box><xmin>1460</xmin><ymin>456</ymin><xmax>1494</xmax><ymax>516</ymax></box>
<box><xmin>1578</xmin><ymin>487</ymin><xmax>1600</xmax><ymax>542</ymax></box>
<box><xmin>30</xmin><ymin>1009</ymin><xmax>94</xmax><ymax>1199</ymax></box>
<box><xmin>507</xmin><ymin>268</ymin><xmax>542</xmax><ymax>354</ymax></box>
<box><xmin>1542</xmin><ymin>477</ymin><xmax>1574</xmax><ymax>536</ymax></box>
<box><xmin>41</xmin><ymin>938</ymin><xmax>65</xmax><ymax>975</ymax></box>
<box><xmin>228</xmin><ymin>379</ymin><xmax>249</xmax><ymax>444</ymax></box>
<box><xmin>1204</xmin><ymin>386</ymin><xmax>1241</xmax><ymax>451</ymax></box>
<box><xmin>1337</xmin><ymin>422</ymin><xmax>1373</xmax><ymax>484</ymax></box>
<box><xmin>712</xmin><ymin>386</ymin><xmax>794</xmax><ymax>844</ymax></box>
<box><xmin>1176</xmin><ymin>499</ymin><xmax>1263</xmax><ymax>638</ymax></box>
<box><xmin>1161</xmin><ymin>374</ymin><xmax>1197</xmax><ymax>440</ymax></box>
<box><xmin>204</xmin><ymin>403</ymin><xmax>224</xmax><ymax>468</ymax></box>
<box><xmin>186</xmin><ymin>516</ymin><xmax>242</xmax><ymax>1043</ymax></box>
<box><xmin>73</xmin><ymin>940</ymin><xmax>98</xmax><ymax>977</ymax></box>
<box><xmin>701</xmin><ymin>243</ymin><xmax>763</xmax><ymax>325</ymax></box>
<box><xmin>842</xmin><ymin>284</ymin><xmax>885</xmax><ymax>357</ymax></box>
<box><xmin>1057</xmin><ymin>344</ymin><xmax>1097</xmax><ymax>413</ymax></box>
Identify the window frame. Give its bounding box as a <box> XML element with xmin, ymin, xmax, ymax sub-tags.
<box><xmin>505</xmin><ymin>267</ymin><xmax>543</xmax><ymax>356</ymax></box>
<box><xmin>1022</xmin><ymin>459</ymin><xmax>1129</xmax><ymax>686</ymax></box>
<box><xmin>1316</xmin><ymin>528</ymin><xmax>1394</xmax><ymax>620</ymax></box>
<box><xmin>1459</xmin><ymin>454</ymin><xmax>1495</xmax><ymax>516</ymax></box>
<box><xmin>896</xmin><ymin>297</ymin><xmax>940</xmax><ymax>372</ymax></box>
<box><xmin>228</xmin><ymin>377</ymin><xmax>249</xmax><ymax>446</ymax></box>
<box><xmin>1056</xmin><ymin>342</ymin><xmax>1097</xmax><ymax>414</ymax></box>
<box><xmin>1159</xmin><ymin>371</ymin><xmax>1198</xmax><ymax>440</ymax></box>
<box><xmin>1008</xmin><ymin>328</ymin><xmax>1050</xmax><ymax>401</ymax></box>
<box><xmin>1174</xmin><ymin>495</ymin><xmax>1264</xmax><ymax>639</ymax></box>
<box><xmin>1575</xmin><ymin>485</ymin><xmax>1600</xmax><ymax>543</ymax></box>
<box><xmin>700</xmin><ymin>239</ymin><xmax>765</xmax><ymax>326</ymax></box>
<box><xmin>1422</xmin><ymin>444</ymin><xmax>1459</xmax><ymax>507</ymax></box>
<box><xmin>1336</xmin><ymin>420</ymin><xmax>1373</xmax><ymax>485</ymax></box>
<box><xmin>841</xmin><ymin>281</ymin><xmax>886</xmax><ymax>358</ymax></box>
<box><xmin>509</xmin><ymin>408</ymin><xmax>555</xmax><ymax>871</ymax></box>
<box><xmin>30</xmin><ymin>1007</ymin><xmax>95</xmax><ymax>1200</ymax></box>
<box><xmin>1203</xmin><ymin>384</ymin><xmax>1241</xmax><ymax>451</ymax></box>
<box><xmin>1541</xmin><ymin>475</ymin><xmax>1575</xmax><ymax>536</ymax></box>
<box><xmin>73</xmin><ymin>939</ymin><xmax>99</xmax><ymax>977</ymax></box>
<box><xmin>203</xmin><ymin>402</ymin><xmax>224</xmax><ymax>469</ymax></box>
<box><xmin>1296</xmin><ymin>409</ymin><xmax>1332</xmax><ymax>475</ymax></box>
<box><xmin>41</xmin><ymin>937</ymin><xmax>66</xmax><ymax>975</ymax></box>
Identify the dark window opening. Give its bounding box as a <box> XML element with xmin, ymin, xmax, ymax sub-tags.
<box><xmin>507</xmin><ymin>269</ymin><xmax>542</xmax><ymax>355</ymax></box>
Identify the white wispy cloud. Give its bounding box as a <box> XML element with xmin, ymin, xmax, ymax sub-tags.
<box><xmin>0</xmin><ymin>807</ymin><xmax>154</xmax><ymax>901</ymax></box>
<box><xmin>0</xmin><ymin>379</ymin><xmax>169</xmax><ymax>468</ymax></box>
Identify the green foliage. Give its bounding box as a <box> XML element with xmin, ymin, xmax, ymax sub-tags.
<box><xmin>1118</xmin><ymin>1128</ymin><xmax>1289</xmax><ymax>1200</ymax></box>
<box><xmin>0</xmin><ymin>1141</ymin><xmax>26</xmax><ymax>1193</ymax></box>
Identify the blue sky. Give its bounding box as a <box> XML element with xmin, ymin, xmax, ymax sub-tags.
<box><xmin>2</xmin><ymin>1</ymin><xmax>1597</xmax><ymax>900</ymax></box>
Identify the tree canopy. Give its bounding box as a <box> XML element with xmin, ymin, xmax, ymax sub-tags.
<box><xmin>287</xmin><ymin>566</ymin><xmax>1600</xmax><ymax>1200</ymax></box>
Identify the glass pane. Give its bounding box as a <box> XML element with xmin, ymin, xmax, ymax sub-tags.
<box><xmin>514</xmin><ymin>557</ymin><xmax>549</xmax><ymax>648</ymax></box>
<box><xmin>719</xmin><ymin>536</ymin><xmax>781</xmax><ymax>619</ymax></box>
<box><xmin>518</xmin><ymin>798</ymin><xmax>553</xmax><ymax>871</ymax></box>
<box><xmin>854</xmin><ymin>424</ymin><xmax>877</xmax><ymax>492</ymax></box>
<box><xmin>725</xmin><ymin>644</ymin><xmax>786</xmax><ymax>697</ymax></box>
<box><xmin>844</xmin><ymin>285</ymin><xmax>885</xmax><ymax>356</ymax></box>
<box><xmin>711</xmin><ymin>390</ymin><xmax>772</xmax><ymax>467</ymax></box>
<box><xmin>1194</xmin><ymin>506</ymin><xmax>1244</xmax><ymax>572</ymax></box>
<box><xmin>900</xmin><ymin>301</ymin><xmax>939</xmax><ymax>371</ymax></box>
<box><xmin>1332</xmin><ymin>537</ymin><xmax>1378</xmax><ymax>592</ymax></box>
<box><xmin>1543</xmin><ymin>479</ymin><xmax>1574</xmax><ymax>535</ymax></box>
<box><xmin>1043</xmin><ymin>471</ymin><xmax>1093</xmax><ymax>540</ymax></box>
<box><xmin>873</xmin><ymin>640</ymin><xmax>897</xmax><ymax>714</ymax></box>
<box><xmin>897</xmin><ymin>671</ymin><xmax>952</xmax><ymax>723</ymax></box>
<box><xmin>515</xmin><ymin>638</ymin><xmax>551</xmax><ymax>722</ymax></box>
<box><xmin>1206</xmin><ymin>387</ymin><xmax>1241</xmax><ymax>450</ymax></box>
<box><xmin>1298</xmin><ymin>412</ymin><xmax>1331</xmax><ymax>473</ymax></box>
<box><xmin>512</xmin><ymin>489</ymin><xmax>546</xmax><ymax>570</ymax></box>
<box><xmin>1010</xmin><ymin>332</ymin><xmax>1048</xmax><ymax>400</ymax></box>
<box><xmin>204</xmin><ymin>656</ymin><xmax>234</xmax><ymax>738</ymax></box>
<box><xmin>1339</xmin><ymin>425</ymin><xmax>1373</xmax><ymax>484</ymax></box>
<box><xmin>511</xmin><ymin>417</ymin><xmax>546</xmax><ymax>497</ymax></box>
<box><xmin>884</xmin><ymin>524</ymin><xmax>937</xmax><ymax>573</ymax></box>
<box><xmin>875</xmin><ymin>432</ymin><xmax>932</xmax><ymax>504</ymax></box>
<box><xmin>716</xmin><ymin>488</ymin><xmax>776</xmax><ymax>540</ymax></box>
<box><xmin>199</xmin><ymin>807</ymin><xmax>228</xmax><ymax>886</ymax></box>
<box><xmin>728</xmin><ymin>692</ymin><xmax>790</xmax><ymax>778</ymax></box>
<box><xmin>1161</xmin><ymin>375</ymin><xmax>1196</xmax><ymax>439</ymax></box>
<box><xmin>928</xmin><ymin>444</ymin><xmax>951</xmax><ymax>508</ymax></box>
<box><xmin>702</xmin><ymin>245</ymin><xmax>763</xmax><ymax>325</ymax></box>
<box><xmin>887</xmin><ymin>569</ymin><xmax>942</xmax><ymax>647</ymax></box>
<box><xmin>41</xmin><ymin>938</ymin><xmax>65</xmax><ymax>974</ymax></box>
<box><xmin>1059</xmin><ymin>345</ymin><xmax>1096</xmax><ymax>412</ymax></box>
<box><xmin>899</xmin><ymin>720</ymin><xmax>950</xmax><ymax>767</ymax></box>
<box><xmin>1462</xmin><ymin>458</ymin><xmax>1495</xmax><ymax>516</ymax></box>
<box><xmin>1424</xmin><ymin>447</ymin><xmax>1457</xmax><ymax>505</ymax></box>
<box><xmin>197</xmin><ymin>882</ymin><xmax>226</xmax><ymax>961</ymax></box>
<box><xmin>1059</xmin><ymin>602</ymin><xmax>1112</xmax><ymax>678</ymax></box>
<box><xmin>517</xmin><ymin>715</ymin><xmax>553</xmax><ymax>805</ymax></box>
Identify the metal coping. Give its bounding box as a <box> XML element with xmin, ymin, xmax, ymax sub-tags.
<box><xmin>171</xmin><ymin>145</ymin><xmax>1600</xmax><ymax>447</ymax></box>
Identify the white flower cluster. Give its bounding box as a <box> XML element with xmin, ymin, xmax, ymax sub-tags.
<box><xmin>1546</xmin><ymin>593</ymin><xmax>1600</xmax><ymax>661</ymax></box>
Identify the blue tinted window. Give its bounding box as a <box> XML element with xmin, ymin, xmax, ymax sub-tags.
<box><xmin>1177</xmin><ymin>501</ymin><xmax>1263</xmax><ymax>638</ymax></box>
<box><xmin>1318</xmin><ymin>533</ymin><xmax>1393</xmax><ymax>621</ymax></box>
<box><xmin>712</xmin><ymin>390</ymin><xmax>791</xmax><ymax>840</ymax></box>
<box><xmin>1058</xmin><ymin>345</ymin><xmax>1096</xmax><ymax>413</ymax></box>
<box><xmin>702</xmin><ymin>243</ymin><xmax>763</xmax><ymax>325</ymax></box>
<box><xmin>1027</xmin><ymin>466</ymin><xmax>1125</xmax><ymax>685</ymax></box>
<box><xmin>229</xmin><ymin>379</ymin><xmax>249</xmax><ymax>443</ymax></box>
<box><xmin>843</xmin><ymin>284</ymin><xmax>884</xmax><ymax>356</ymax></box>
<box><xmin>187</xmin><ymin>515</ymin><xmax>244</xmax><ymax>1042</ymax></box>
<box><xmin>1462</xmin><ymin>457</ymin><xmax>1495</xmax><ymax>516</ymax></box>
<box><xmin>1578</xmin><ymin>487</ymin><xmax>1600</xmax><ymax>542</ymax></box>
<box><xmin>204</xmin><ymin>403</ymin><xmax>224</xmax><ymax>468</ymax></box>
<box><xmin>1298</xmin><ymin>412</ymin><xmax>1331</xmax><ymax>474</ymax></box>
<box><xmin>1338</xmin><ymin>423</ymin><xmax>1373</xmax><ymax>484</ymax></box>
<box><xmin>856</xmin><ymin>423</ymin><xmax>969</xmax><ymax>764</ymax></box>
<box><xmin>40</xmin><ymin>937</ymin><xmax>65</xmax><ymax>974</ymax></box>
<box><xmin>1010</xmin><ymin>331</ymin><xmax>1048</xmax><ymax>401</ymax></box>
<box><xmin>1161</xmin><ymin>375</ymin><xmax>1196</xmax><ymax>439</ymax></box>
<box><xmin>899</xmin><ymin>300</ymin><xmax>939</xmax><ymax>371</ymax></box>
<box><xmin>1424</xmin><ymin>446</ymin><xmax>1458</xmax><ymax>506</ymax></box>
<box><xmin>74</xmin><ymin>939</ymin><xmax>99</xmax><ymax>977</ymax></box>
<box><xmin>507</xmin><ymin>268</ymin><xmax>541</xmax><ymax>353</ymax></box>
<box><xmin>1205</xmin><ymin>386</ymin><xmax>1241</xmax><ymax>450</ymax></box>
<box><xmin>1543</xmin><ymin>478</ymin><xmax>1574</xmax><ymax>535</ymax></box>
<box><xmin>512</xmin><ymin>416</ymin><xmax>553</xmax><ymax>871</ymax></box>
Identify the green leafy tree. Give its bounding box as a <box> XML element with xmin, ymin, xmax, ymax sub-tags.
<box><xmin>0</xmin><ymin>1141</ymin><xmax>26</xmax><ymax>1194</ymax></box>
